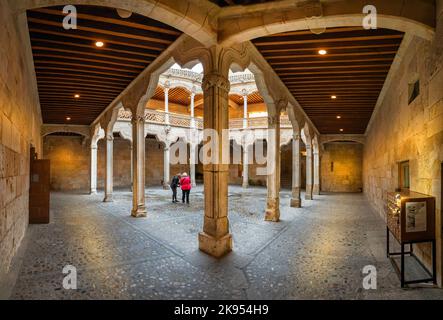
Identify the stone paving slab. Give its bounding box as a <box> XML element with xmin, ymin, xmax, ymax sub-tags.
<box><xmin>7</xmin><ymin>186</ymin><xmax>443</xmax><ymax>300</ymax></box>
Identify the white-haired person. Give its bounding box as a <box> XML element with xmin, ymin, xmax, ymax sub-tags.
<box><xmin>179</xmin><ymin>172</ymin><xmax>192</xmax><ymax>204</ymax></box>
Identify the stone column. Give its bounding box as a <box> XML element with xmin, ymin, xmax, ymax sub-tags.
<box><xmin>290</xmin><ymin>132</ymin><xmax>302</xmax><ymax>207</ymax></box>
<box><xmin>90</xmin><ymin>144</ymin><xmax>98</xmax><ymax>194</ymax></box>
<box><xmin>190</xmin><ymin>91</ymin><xmax>196</xmax><ymax>128</ymax></box>
<box><xmin>305</xmin><ymin>142</ymin><xmax>314</xmax><ymax>200</ymax></box>
<box><xmin>103</xmin><ymin>134</ymin><xmax>113</xmax><ymax>202</ymax></box>
<box><xmin>131</xmin><ymin>116</ymin><xmax>147</xmax><ymax>217</ymax></box>
<box><xmin>313</xmin><ymin>149</ymin><xmax>320</xmax><ymax>195</ymax></box>
<box><xmin>163</xmin><ymin>142</ymin><xmax>170</xmax><ymax>189</ymax></box>
<box><xmin>265</xmin><ymin>113</ymin><xmax>281</xmax><ymax>222</ymax></box>
<box><xmin>198</xmin><ymin>69</ymin><xmax>232</xmax><ymax>258</ymax></box>
<box><xmin>242</xmin><ymin>91</ymin><xmax>249</xmax><ymax>188</ymax></box>
<box><xmin>129</xmin><ymin>142</ymin><xmax>133</xmax><ymax>191</ymax></box>
<box><xmin>242</xmin><ymin>91</ymin><xmax>248</xmax><ymax>129</ymax></box>
<box><xmin>164</xmin><ymin>86</ymin><xmax>170</xmax><ymax>125</ymax></box>
<box><xmin>242</xmin><ymin>143</ymin><xmax>249</xmax><ymax>188</ymax></box>
<box><xmin>190</xmin><ymin>142</ymin><xmax>197</xmax><ymax>187</ymax></box>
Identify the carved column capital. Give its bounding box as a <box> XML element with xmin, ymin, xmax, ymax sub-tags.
<box><xmin>105</xmin><ymin>133</ymin><xmax>114</xmax><ymax>141</ymax></box>
<box><xmin>293</xmin><ymin>132</ymin><xmax>301</xmax><ymax>140</ymax></box>
<box><xmin>268</xmin><ymin>114</ymin><xmax>280</xmax><ymax>126</ymax></box>
<box><xmin>131</xmin><ymin>115</ymin><xmax>145</xmax><ymax>125</ymax></box>
<box><xmin>202</xmin><ymin>72</ymin><xmax>230</xmax><ymax>94</ymax></box>
<box><xmin>276</xmin><ymin>98</ymin><xmax>288</xmax><ymax>113</ymax></box>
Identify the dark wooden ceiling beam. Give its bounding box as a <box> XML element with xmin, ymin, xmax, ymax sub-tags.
<box><xmin>27</xmin><ymin>17</ymin><xmax>175</xmax><ymax>45</ymax></box>
<box><xmin>35</xmin><ymin>65</ymin><xmax>137</xmax><ymax>78</ymax></box>
<box><xmin>28</xmin><ymin>27</ymin><xmax>167</xmax><ymax>52</ymax></box>
<box><xmin>30</xmin><ymin>37</ymin><xmax>160</xmax><ymax>58</ymax></box>
<box><xmin>32</xmin><ymin>8</ymin><xmax>180</xmax><ymax>36</ymax></box>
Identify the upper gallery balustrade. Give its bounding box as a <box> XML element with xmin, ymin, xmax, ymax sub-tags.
<box><xmin>162</xmin><ymin>68</ymin><xmax>256</xmax><ymax>85</ymax></box>
<box><xmin>117</xmin><ymin>109</ymin><xmax>291</xmax><ymax>129</ymax></box>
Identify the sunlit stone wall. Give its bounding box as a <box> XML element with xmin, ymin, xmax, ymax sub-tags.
<box><xmin>322</xmin><ymin>142</ymin><xmax>363</xmax><ymax>193</ymax></box>
<box><xmin>363</xmin><ymin>26</ymin><xmax>443</xmax><ymax>284</ymax></box>
<box><xmin>0</xmin><ymin>1</ymin><xmax>42</xmax><ymax>276</ymax></box>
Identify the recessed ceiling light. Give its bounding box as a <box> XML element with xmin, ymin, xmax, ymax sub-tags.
<box><xmin>95</xmin><ymin>41</ymin><xmax>104</xmax><ymax>48</ymax></box>
<box><xmin>74</xmin><ymin>94</ymin><xmax>80</xmax><ymax>98</ymax></box>
<box><xmin>66</xmin><ymin>117</ymin><xmax>71</xmax><ymax>121</ymax></box>
<box><xmin>336</xmin><ymin>115</ymin><xmax>341</xmax><ymax>119</ymax></box>
<box><xmin>340</xmin><ymin>128</ymin><xmax>344</xmax><ymax>132</ymax></box>
<box><xmin>318</xmin><ymin>49</ymin><xmax>327</xmax><ymax>55</ymax></box>
<box><xmin>331</xmin><ymin>95</ymin><xmax>337</xmax><ymax>99</ymax></box>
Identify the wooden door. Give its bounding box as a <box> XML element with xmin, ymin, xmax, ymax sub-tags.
<box><xmin>29</xmin><ymin>159</ymin><xmax>50</xmax><ymax>224</ymax></box>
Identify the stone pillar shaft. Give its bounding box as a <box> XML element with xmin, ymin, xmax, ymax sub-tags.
<box><xmin>103</xmin><ymin>135</ymin><xmax>113</xmax><ymax>202</ymax></box>
<box><xmin>313</xmin><ymin>150</ymin><xmax>320</xmax><ymax>195</ymax></box>
<box><xmin>190</xmin><ymin>142</ymin><xmax>197</xmax><ymax>187</ymax></box>
<box><xmin>305</xmin><ymin>143</ymin><xmax>314</xmax><ymax>200</ymax></box>
<box><xmin>164</xmin><ymin>88</ymin><xmax>170</xmax><ymax>124</ymax></box>
<box><xmin>130</xmin><ymin>143</ymin><xmax>133</xmax><ymax>192</ymax></box>
<box><xmin>291</xmin><ymin>133</ymin><xmax>302</xmax><ymax>207</ymax></box>
<box><xmin>190</xmin><ymin>92</ymin><xmax>195</xmax><ymax>128</ymax></box>
<box><xmin>90</xmin><ymin>145</ymin><xmax>98</xmax><ymax>194</ymax></box>
<box><xmin>131</xmin><ymin>116</ymin><xmax>147</xmax><ymax>217</ymax></box>
<box><xmin>198</xmin><ymin>69</ymin><xmax>232</xmax><ymax>258</ymax></box>
<box><xmin>243</xmin><ymin>94</ymin><xmax>248</xmax><ymax>129</ymax></box>
<box><xmin>242</xmin><ymin>144</ymin><xmax>249</xmax><ymax>188</ymax></box>
<box><xmin>163</xmin><ymin>144</ymin><xmax>170</xmax><ymax>189</ymax></box>
<box><xmin>265</xmin><ymin>114</ymin><xmax>281</xmax><ymax>222</ymax></box>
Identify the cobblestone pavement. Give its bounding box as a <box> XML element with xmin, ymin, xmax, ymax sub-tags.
<box><xmin>8</xmin><ymin>186</ymin><xmax>443</xmax><ymax>299</ymax></box>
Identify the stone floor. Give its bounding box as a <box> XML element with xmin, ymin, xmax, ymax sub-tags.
<box><xmin>5</xmin><ymin>186</ymin><xmax>443</xmax><ymax>299</ymax></box>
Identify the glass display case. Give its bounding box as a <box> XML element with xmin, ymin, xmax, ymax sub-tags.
<box><xmin>386</xmin><ymin>190</ymin><xmax>436</xmax><ymax>287</ymax></box>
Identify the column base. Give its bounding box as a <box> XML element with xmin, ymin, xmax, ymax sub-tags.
<box><xmin>305</xmin><ymin>193</ymin><xmax>313</xmax><ymax>200</ymax></box>
<box><xmin>265</xmin><ymin>197</ymin><xmax>280</xmax><ymax>222</ymax></box>
<box><xmin>198</xmin><ymin>232</ymin><xmax>232</xmax><ymax>258</ymax></box>
<box><xmin>290</xmin><ymin>198</ymin><xmax>302</xmax><ymax>208</ymax></box>
<box><xmin>265</xmin><ymin>207</ymin><xmax>280</xmax><ymax>222</ymax></box>
<box><xmin>242</xmin><ymin>182</ymin><xmax>248</xmax><ymax>188</ymax></box>
<box><xmin>162</xmin><ymin>184</ymin><xmax>170</xmax><ymax>190</ymax></box>
<box><xmin>131</xmin><ymin>207</ymin><xmax>147</xmax><ymax>218</ymax></box>
<box><xmin>90</xmin><ymin>189</ymin><xmax>97</xmax><ymax>195</ymax></box>
<box><xmin>191</xmin><ymin>182</ymin><xmax>197</xmax><ymax>187</ymax></box>
<box><xmin>103</xmin><ymin>195</ymin><xmax>113</xmax><ymax>202</ymax></box>
<box><xmin>313</xmin><ymin>184</ymin><xmax>320</xmax><ymax>195</ymax></box>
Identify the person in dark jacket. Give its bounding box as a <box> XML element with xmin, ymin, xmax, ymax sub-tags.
<box><xmin>170</xmin><ymin>174</ymin><xmax>181</xmax><ymax>203</ymax></box>
<box><xmin>180</xmin><ymin>172</ymin><xmax>192</xmax><ymax>204</ymax></box>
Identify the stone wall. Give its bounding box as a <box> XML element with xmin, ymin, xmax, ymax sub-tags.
<box><xmin>0</xmin><ymin>1</ymin><xmax>43</xmax><ymax>276</ymax></box>
<box><xmin>43</xmin><ymin>136</ymin><xmax>90</xmax><ymax>191</ymax></box>
<box><xmin>322</xmin><ymin>142</ymin><xmax>363</xmax><ymax>193</ymax></box>
<box><xmin>363</xmin><ymin>25</ymin><xmax>443</xmax><ymax>283</ymax></box>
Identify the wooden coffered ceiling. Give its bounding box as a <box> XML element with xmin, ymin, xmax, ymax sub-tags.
<box><xmin>252</xmin><ymin>27</ymin><xmax>404</xmax><ymax>134</ymax></box>
<box><xmin>27</xmin><ymin>5</ymin><xmax>182</xmax><ymax>125</ymax></box>
<box><xmin>229</xmin><ymin>92</ymin><xmax>264</xmax><ymax>105</ymax></box>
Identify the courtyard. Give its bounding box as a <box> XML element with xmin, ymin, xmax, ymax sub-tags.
<box><xmin>4</xmin><ymin>186</ymin><xmax>441</xmax><ymax>300</ymax></box>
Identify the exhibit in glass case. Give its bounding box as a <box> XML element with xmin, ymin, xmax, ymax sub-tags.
<box><xmin>386</xmin><ymin>191</ymin><xmax>436</xmax><ymax>287</ymax></box>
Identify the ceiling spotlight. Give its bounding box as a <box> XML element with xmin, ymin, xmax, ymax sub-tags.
<box><xmin>117</xmin><ymin>9</ymin><xmax>132</xmax><ymax>18</ymax></box>
<box><xmin>331</xmin><ymin>95</ymin><xmax>337</xmax><ymax>99</ymax></box>
<box><xmin>336</xmin><ymin>115</ymin><xmax>341</xmax><ymax>119</ymax></box>
<box><xmin>66</xmin><ymin>117</ymin><xmax>71</xmax><ymax>121</ymax></box>
<box><xmin>318</xmin><ymin>49</ymin><xmax>327</xmax><ymax>55</ymax></box>
<box><xmin>340</xmin><ymin>128</ymin><xmax>344</xmax><ymax>132</ymax></box>
<box><xmin>95</xmin><ymin>41</ymin><xmax>104</xmax><ymax>48</ymax></box>
<box><xmin>74</xmin><ymin>94</ymin><xmax>80</xmax><ymax>98</ymax></box>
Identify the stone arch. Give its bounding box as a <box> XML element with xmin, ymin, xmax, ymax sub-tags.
<box><xmin>42</xmin><ymin>125</ymin><xmax>90</xmax><ymax>140</ymax></box>
<box><xmin>220</xmin><ymin>0</ymin><xmax>435</xmax><ymax>46</ymax></box>
<box><xmin>17</xmin><ymin>0</ymin><xmax>217</xmax><ymax>46</ymax></box>
<box><xmin>320</xmin><ymin>135</ymin><xmax>366</xmax><ymax>146</ymax></box>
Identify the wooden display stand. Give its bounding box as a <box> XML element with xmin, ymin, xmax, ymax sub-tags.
<box><xmin>29</xmin><ymin>148</ymin><xmax>50</xmax><ymax>224</ymax></box>
<box><xmin>386</xmin><ymin>190</ymin><xmax>436</xmax><ymax>287</ymax></box>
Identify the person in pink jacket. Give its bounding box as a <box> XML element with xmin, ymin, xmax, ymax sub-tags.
<box><xmin>180</xmin><ymin>172</ymin><xmax>192</xmax><ymax>204</ymax></box>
